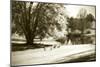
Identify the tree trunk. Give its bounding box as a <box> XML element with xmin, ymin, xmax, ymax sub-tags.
<box><xmin>80</xmin><ymin>19</ymin><xmax>85</xmax><ymax>44</ymax></box>
<box><xmin>25</xmin><ymin>33</ymin><xmax>33</xmax><ymax>45</ymax></box>
<box><xmin>81</xmin><ymin>31</ymin><xmax>84</xmax><ymax>44</ymax></box>
<box><xmin>26</xmin><ymin>2</ymin><xmax>34</xmax><ymax>45</ymax></box>
<box><xmin>26</xmin><ymin>38</ymin><xmax>33</xmax><ymax>45</ymax></box>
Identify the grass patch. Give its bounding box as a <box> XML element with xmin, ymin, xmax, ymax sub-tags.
<box><xmin>11</xmin><ymin>43</ymin><xmax>52</xmax><ymax>51</ymax></box>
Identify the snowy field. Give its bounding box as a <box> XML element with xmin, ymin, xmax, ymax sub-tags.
<box><xmin>11</xmin><ymin>44</ymin><xmax>95</xmax><ymax>66</ymax></box>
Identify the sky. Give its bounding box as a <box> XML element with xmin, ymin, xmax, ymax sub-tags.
<box><xmin>64</xmin><ymin>4</ymin><xmax>96</xmax><ymax>18</ymax></box>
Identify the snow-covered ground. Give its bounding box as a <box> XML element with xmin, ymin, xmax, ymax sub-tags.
<box><xmin>11</xmin><ymin>44</ymin><xmax>95</xmax><ymax>66</ymax></box>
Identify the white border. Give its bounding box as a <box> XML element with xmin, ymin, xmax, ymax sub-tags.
<box><xmin>0</xmin><ymin>0</ymin><xmax>10</xmax><ymax>67</ymax></box>
<box><xmin>0</xmin><ymin>0</ymin><xmax>98</xmax><ymax>67</ymax></box>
